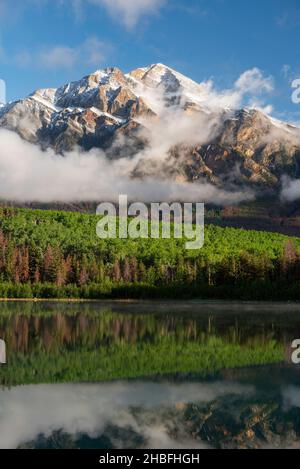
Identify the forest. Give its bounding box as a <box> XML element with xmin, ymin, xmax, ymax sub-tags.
<box><xmin>0</xmin><ymin>206</ymin><xmax>300</xmax><ymax>300</ymax></box>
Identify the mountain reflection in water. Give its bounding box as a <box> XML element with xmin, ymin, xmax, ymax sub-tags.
<box><xmin>0</xmin><ymin>301</ymin><xmax>300</xmax><ymax>449</ymax></box>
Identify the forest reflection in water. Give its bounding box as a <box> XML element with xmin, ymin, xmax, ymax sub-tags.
<box><xmin>0</xmin><ymin>301</ymin><xmax>300</xmax><ymax>449</ymax></box>
<box><xmin>0</xmin><ymin>301</ymin><xmax>299</xmax><ymax>385</ymax></box>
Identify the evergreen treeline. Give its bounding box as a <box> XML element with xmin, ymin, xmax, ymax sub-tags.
<box><xmin>0</xmin><ymin>206</ymin><xmax>300</xmax><ymax>300</ymax></box>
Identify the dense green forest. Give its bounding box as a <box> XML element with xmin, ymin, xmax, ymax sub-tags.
<box><xmin>0</xmin><ymin>206</ymin><xmax>300</xmax><ymax>300</ymax></box>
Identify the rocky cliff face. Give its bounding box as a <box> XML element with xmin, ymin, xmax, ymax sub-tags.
<box><xmin>1</xmin><ymin>63</ymin><xmax>300</xmax><ymax>192</ymax></box>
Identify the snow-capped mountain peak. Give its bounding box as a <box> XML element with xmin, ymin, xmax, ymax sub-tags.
<box><xmin>127</xmin><ymin>63</ymin><xmax>207</xmax><ymax>111</ymax></box>
<box><xmin>1</xmin><ymin>63</ymin><xmax>300</xmax><ymax>192</ymax></box>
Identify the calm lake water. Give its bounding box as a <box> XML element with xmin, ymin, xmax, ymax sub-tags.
<box><xmin>0</xmin><ymin>301</ymin><xmax>300</xmax><ymax>449</ymax></box>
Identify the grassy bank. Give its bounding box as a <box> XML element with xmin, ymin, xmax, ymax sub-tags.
<box><xmin>0</xmin><ymin>281</ymin><xmax>300</xmax><ymax>301</ymax></box>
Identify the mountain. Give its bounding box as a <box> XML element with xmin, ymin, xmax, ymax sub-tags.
<box><xmin>1</xmin><ymin>63</ymin><xmax>300</xmax><ymax>192</ymax></box>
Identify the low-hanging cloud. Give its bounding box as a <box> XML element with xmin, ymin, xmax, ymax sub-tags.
<box><xmin>281</xmin><ymin>176</ymin><xmax>300</xmax><ymax>202</ymax></box>
<box><xmin>0</xmin><ymin>64</ymin><xmax>279</xmax><ymax>204</ymax></box>
<box><xmin>0</xmin><ymin>125</ymin><xmax>254</xmax><ymax>205</ymax></box>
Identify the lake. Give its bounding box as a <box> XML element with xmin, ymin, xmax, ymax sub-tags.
<box><xmin>0</xmin><ymin>300</ymin><xmax>300</xmax><ymax>449</ymax></box>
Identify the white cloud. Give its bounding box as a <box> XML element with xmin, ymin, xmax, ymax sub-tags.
<box><xmin>39</xmin><ymin>37</ymin><xmax>108</xmax><ymax>69</ymax></box>
<box><xmin>0</xmin><ymin>64</ymin><xmax>275</xmax><ymax>205</ymax></box>
<box><xmin>247</xmin><ymin>100</ymin><xmax>273</xmax><ymax>115</ymax></box>
<box><xmin>191</xmin><ymin>68</ymin><xmax>274</xmax><ymax>111</ymax></box>
<box><xmin>281</xmin><ymin>176</ymin><xmax>300</xmax><ymax>202</ymax></box>
<box><xmin>0</xmin><ymin>0</ymin><xmax>167</xmax><ymax>29</ymax></box>
<box><xmin>0</xmin><ymin>128</ymin><xmax>254</xmax><ymax>205</ymax></box>
<box><xmin>11</xmin><ymin>37</ymin><xmax>110</xmax><ymax>70</ymax></box>
<box><xmin>235</xmin><ymin>68</ymin><xmax>274</xmax><ymax>95</ymax></box>
<box><xmin>85</xmin><ymin>0</ymin><xmax>166</xmax><ymax>29</ymax></box>
<box><xmin>39</xmin><ymin>46</ymin><xmax>78</xmax><ymax>69</ymax></box>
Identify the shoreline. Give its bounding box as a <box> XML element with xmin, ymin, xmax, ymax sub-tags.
<box><xmin>0</xmin><ymin>298</ymin><xmax>139</xmax><ymax>303</ymax></box>
<box><xmin>0</xmin><ymin>297</ymin><xmax>300</xmax><ymax>307</ymax></box>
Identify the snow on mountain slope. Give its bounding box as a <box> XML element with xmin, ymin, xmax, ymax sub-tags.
<box><xmin>129</xmin><ymin>63</ymin><xmax>207</xmax><ymax>104</ymax></box>
<box><xmin>127</xmin><ymin>63</ymin><xmax>231</xmax><ymax>114</ymax></box>
<box><xmin>1</xmin><ymin>63</ymin><xmax>300</xmax><ymax>190</ymax></box>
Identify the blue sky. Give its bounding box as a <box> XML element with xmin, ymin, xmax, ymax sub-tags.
<box><xmin>0</xmin><ymin>0</ymin><xmax>300</xmax><ymax>122</ymax></box>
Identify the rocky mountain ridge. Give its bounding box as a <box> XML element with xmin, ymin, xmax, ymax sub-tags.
<box><xmin>1</xmin><ymin>63</ymin><xmax>300</xmax><ymax>192</ymax></box>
